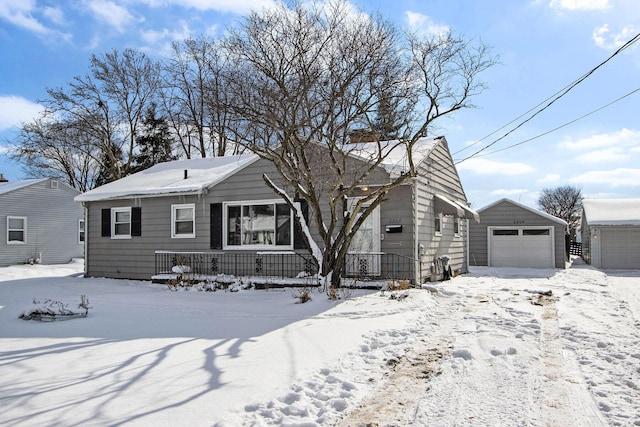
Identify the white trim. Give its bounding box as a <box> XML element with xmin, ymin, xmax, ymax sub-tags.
<box><xmin>78</xmin><ymin>218</ymin><xmax>85</xmax><ymax>245</ymax></box>
<box><xmin>222</xmin><ymin>199</ymin><xmax>294</xmax><ymax>250</ymax></box>
<box><xmin>171</xmin><ymin>203</ymin><xmax>196</xmax><ymax>239</ymax></box>
<box><xmin>487</xmin><ymin>226</ymin><xmax>555</xmax><ymax>268</ymax></box>
<box><xmin>111</xmin><ymin>207</ymin><xmax>132</xmax><ymax>239</ymax></box>
<box><xmin>7</xmin><ymin>216</ymin><xmax>27</xmax><ymax>244</ymax></box>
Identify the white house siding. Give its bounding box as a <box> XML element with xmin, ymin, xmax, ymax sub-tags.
<box><xmin>415</xmin><ymin>140</ymin><xmax>470</xmax><ymax>281</ymax></box>
<box><xmin>0</xmin><ymin>179</ymin><xmax>84</xmax><ymax>266</ymax></box>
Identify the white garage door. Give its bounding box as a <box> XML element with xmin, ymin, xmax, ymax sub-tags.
<box><xmin>601</xmin><ymin>228</ymin><xmax>640</xmax><ymax>269</ymax></box>
<box><xmin>489</xmin><ymin>227</ymin><xmax>554</xmax><ymax>268</ymax></box>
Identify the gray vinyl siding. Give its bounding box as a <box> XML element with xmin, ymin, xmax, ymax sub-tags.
<box><xmin>415</xmin><ymin>139</ymin><xmax>470</xmax><ymax>281</ymax></box>
<box><xmin>469</xmin><ymin>200</ymin><xmax>566</xmax><ymax>269</ymax></box>
<box><xmin>84</xmin><ymin>159</ymin><xmax>306</xmax><ymax>280</ymax></box>
<box><xmin>380</xmin><ymin>185</ymin><xmax>414</xmax><ymax>259</ymax></box>
<box><xmin>0</xmin><ymin>179</ymin><xmax>84</xmax><ymax>266</ymax></box>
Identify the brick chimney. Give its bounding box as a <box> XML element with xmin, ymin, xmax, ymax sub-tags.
<box><xmin>0</xmin><ymin>174</ymin><xmax>8</xmax><ymax>183</ymax></box>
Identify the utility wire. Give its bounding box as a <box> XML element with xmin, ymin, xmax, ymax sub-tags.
<box><xmin>455</xmin><ymin>85</ymin><xmax>640</xmax><ymax>160</ymax></box>
<box><xmin>454</xmin><ymin>31</ymin><xmax>640</xmax><ymax>164</ymax></box>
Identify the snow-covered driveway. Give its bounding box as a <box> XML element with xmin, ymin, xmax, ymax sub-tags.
<box><xmin>1</xmin><ymin>259</ymin><xmax>639</xmax><ymax>426</ymax></box>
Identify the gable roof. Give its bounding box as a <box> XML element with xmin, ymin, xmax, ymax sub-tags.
<box><xmin>346</xmin><ymin>136</ymin><xmax>441</xmax><ymax>177</ymax></box>
<box><xmin>583</xmin><ymin>199</ymin><xmax>640</xmax><ymax>226</ymax></box>
<box><xmin>75</xmin><ymin>155</ymin><xmax>259</xmax><ymax>202</ymax></box>
<box><xmin>0</xmin><ymin>178</ymin><xmax>48</xmax><ymax>196</ymax></box>
<box><xmin>478</xmin><ymin>198</ymin><xmax>568</xmax><ymax>225</ymax></box>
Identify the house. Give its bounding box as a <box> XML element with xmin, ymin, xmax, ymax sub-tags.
<box><xmin>581</xmin><ymin>199</ymin><xmax>640</xmax><ymax>269</ymax></box>
<box><xmin>75</xmin><ymin>137</ymin><xmax>478</xmax><ymax>284</ymax></box>
<box><xmin>469</xmin><ymin>198</ymin><xmax>567</xmax><ymax>269</ymax></box>
<box><xmin>1</xmin><ymin>177</ymin><xmax>85</xmax><ymax>266</ymax></box>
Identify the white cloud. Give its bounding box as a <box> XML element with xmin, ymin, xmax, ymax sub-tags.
<box><xmin>0</xmin><ymin>95</ymin><xmax>43</xmax><ymax>131</ymax></box>
<box><xmin>141</xmin><ymin>0</ymin><xmax>276</xmax><ymax>14</ymax></box>
<box><xmin>0</xmin><ymin>0</ymin><xmax>51</xmax><ymax>35</ymax></box>
<box><xmin>404</xmin><ymin>11</ymin><xmax>449</xmax><ymax>36</ymax></box>
<box><xmin>558</xmin><ymin>128</ymin><xmax>640</xmax><ymax>163</ymax></box>
<box><xmin>571</xmin><ymin>168</ymin><xmax>640</xmax><ymax>186</ymax></box>
<box><xmin>538</xmin><ymin>173</ymin><xmax>561</xmax><ymax>184</ymax></box>
<box><xmin>549</xmin><ymin>0</ymin><xmax>610</xmax><ymax>11</ymax></box>
<box><xmin>84</xmin><ymin>0</ymin><xmax>143</xmax><ymax>33</ymax></box>
<box><xmin>489</xmin><ymin>188</ymin><xmax>530</xmax><ymax>196</ymax></box>
<box><xmin>456</xmin><ymin>158</ymin><xmax>535</xmax><ymax>175</ymax></box>
<box><xmin>593</xmin><ymin>24</ymin><xmax>638</xmax><ymax>50</ymax></box>
<box><xmin>42</xmin><ymin>6</ymin><xmax>65</xmax><ymax>25</ymax></box>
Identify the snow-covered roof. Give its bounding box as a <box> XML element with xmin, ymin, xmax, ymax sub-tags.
<box><xmin>75</xmin><ymin>155</ymin><xmax>259</xmax><ymax>202</ymax></box>
<box><xmin>583</xmin><ymin>199</ymin><xmax>640</xmax><ymax>226</ymax></box>
<box><xmin>0</xmin><ymin>178</ymin><xmax>48</xmax><ymax>196</ymax></box>
<box><xmin>346</xmin><ymin>137</ymin><xmax>440</xmax><ymax>176</ymax></box>
<box><xmin>478</xmin><ymin>198</ymin><xmax>568</xmax><ymax>226</ymax></box>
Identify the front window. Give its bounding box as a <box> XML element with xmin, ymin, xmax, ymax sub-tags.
<box><xmin>225</xmin><ymin>201</ymin><xmax>292</xmax><ymax>248</ymax></box>
<box><xmin>7</xmin><ymin>216</ymin><xmax>26</xmax><ymax>244</ymax></box>
<box><xmin>172</xmin><ymin>204</ymin><xmax>195</xmax><ymax>238</ymax></box>
<box><xmin>112</xmin><ymin>207</ymin><xmax>131</xmax><ymax>239</ymax></box>
<box><xmin>434</xmin><ymin>214</ymin><xmax>442</xmax><ymax>235</ymax></box>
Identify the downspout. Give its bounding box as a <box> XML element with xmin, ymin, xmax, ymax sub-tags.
<box><xmin>82</xmin><ymin>202</ymin><xmax>88</xmax><ymax>277</ymax></box>
<box><xmin>465</xmin><ymin>218</ymin><xmax>470</xmax><ymax>273</ymax></box>
<box><xmin>413</xmin><ymin>177</ymin><xmax>420</xmax><ymax>285</ymax></box>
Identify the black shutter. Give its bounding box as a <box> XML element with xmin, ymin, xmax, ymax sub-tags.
<box><xmin>210</xmin><ymin>203</ymin><xmax>223</xmax><ymax>249</ymax></box>
<box><xmin>131</xmin><ymin>207</ymin><xmax>142</xmax><ymax>236</ymax></box>
<box><xmin>294</xmin><ymin>199</ymin><xmax>309</xmax><ymax>250</ymax></box>
<box><xmin>101</xmin><ymin>208</ymin><xmax>111</xmax><ymax>237</ymax></box>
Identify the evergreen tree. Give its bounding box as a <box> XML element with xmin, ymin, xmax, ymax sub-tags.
<box><xmin>132</xmin><ymin>105</ymin><xmax>177</xmax><ymax>172</ymax></box>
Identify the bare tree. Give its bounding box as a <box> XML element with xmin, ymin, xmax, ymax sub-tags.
<box><xmin>225</xmin><ymin>0</ymin><xmax>496</xmax><ymax>290</ymax></box>
<box><xmin>38</xmin><ymin>48</ymin><xmax>161</xmax><ymax>186</ymax></box>
<box><xmin>162</xmin><ymin>37</ymin><xmax>240</xmax><ymax>158</ymax></box>
<box><xmin>538</xmin><ymin>185</ymin><xmax>583</xmax><ymax>236</ymax></box>
<box><xmin>11</xmin><ymin>112</ymin><xmax>100</xmax><ymax>191</ymax></box>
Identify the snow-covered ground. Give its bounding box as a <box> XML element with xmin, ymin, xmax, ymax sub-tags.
<box><xmin>1</xmin><ymin>258</ymin><xmax>639</xmax><ymax>426</ymax></box>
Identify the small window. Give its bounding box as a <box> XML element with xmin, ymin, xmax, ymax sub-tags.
<box><xmin>454</xmin><ymin>217</ymin><xmax>460</xmax><ymax>236</ymax></box>
<box><xmin>523</xmin><ymin>229</ymin><xmax>550</xmax><ymax>236</ymax></box>
<box><xmin>434</xmin><ymin>214</ymin><xmax>442</xmax><ymax>235</ymax></box>
<box><xmin>78</xmin><ymin>219</ymin><xmax>85</xmax><ymax>244</ymax></box>
<box><xmin>172</xmin><ymin>204</ymin><xmax>195</xmax><ymax>238</ymax></box>
<box><xmin>112</xmin><ymin>207</ymin><xmax>131</xmax><ymax>239</ymax></box>
<box><xmin>7</xmin><ymin>216</ymin><xmax>27</xmax><ymax>244</ymax></box>
<box><xmin>493</xmin><ymin>229</ymin><xmax>518</xmax><ymax>236</ymax></box>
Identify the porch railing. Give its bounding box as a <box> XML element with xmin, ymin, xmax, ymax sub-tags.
<box><xmin>154</xmin><ymin>250</ymin><xmax>418</xmax><ymax>285</ymax></box>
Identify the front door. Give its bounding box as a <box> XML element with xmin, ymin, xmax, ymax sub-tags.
<box><xmin>346</xmin><ymin>198</ymin><xmax>381</xmax><ymax>276</ymax></box>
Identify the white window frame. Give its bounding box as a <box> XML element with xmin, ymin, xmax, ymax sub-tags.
<box><xmin>454</xmin><ymin>217</ymin><xmax>460</xmax><ymax>237</ymax></box>
<box><xmin>78</xmin><ymin>218</ymin><xmax>85</xmax><ymax>244</ymax></box>
<box><xmin>223</xmin><ymin>199</ymin><xmax>294</xmax><ymax>250</ymax></box>
<box><xmin>171</xmin><ymin>204</ymin><xmax>196</xmax><ymax>238</ymax></box>
<box><xmin>434</xmin><ymin>213</ymin><xmax>443</xmax><ymax>236</ymax></box>
<box><xmin>7</xmin><ymin>216</ymin><xmax>27</xmax><ymax>244</ymax></box>
<box><xmin>111</xmin><ymin>207</ymin><xmax>132</xmax><ymax>239</ymax></box>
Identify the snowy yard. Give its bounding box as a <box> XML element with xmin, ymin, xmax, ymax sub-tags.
<box><xmin>1</xmin><ymin>258</ymin><xmax>639</xmax><ymax>426</ymax></box>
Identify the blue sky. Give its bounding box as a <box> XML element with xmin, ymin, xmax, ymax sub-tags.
<box><xmin>1</xmin><ymin>0</ymin><xmax>638</xmax><ymax>209</ymax></box>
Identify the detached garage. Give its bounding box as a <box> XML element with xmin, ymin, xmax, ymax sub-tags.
<box><xmin>469</xmin><ymin>198</ymin><xmax>567</xmax><ymax>269</ymax></box>
<box><xmin>581</xmin><ymin>199</ymin><xmax>640</xmax><ymax>270</ymax></box>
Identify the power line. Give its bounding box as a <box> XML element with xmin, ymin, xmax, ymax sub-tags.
<box><xmin>454</xmin><ymin>31</ymin><xmax>640</xmax><ymax>164</ymax></box>
<box><xmin>455</xmin><ymin>85</ymin><xmax>640</xmax><ymax>160</ymax></box>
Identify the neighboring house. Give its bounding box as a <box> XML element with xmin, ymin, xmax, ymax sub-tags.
<box><xmin>1</xmin><ymin>178</ymin><xmax>85</xmax><ymax>267</ymax></box>
<box><xmin>469</xmin><ymin>198</ymin><xmax>567</xmax><ymax>269</ymax></box>
<box><xmin>581</xmin><ymin>199</ymin><xmax>640</xmax><ymax>270</ymax></box>
<box><xmin>75</xmin><ymin>137</ymin><xmax>477</xmax><ymax>283</ymax></box>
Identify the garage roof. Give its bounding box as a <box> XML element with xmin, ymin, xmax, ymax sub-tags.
<box><xmin>478</xmin><ymin>198</ymin><xmax>567</xmax><ymax>225</ymax></box>
<box><xmin>583</xmin><ymin>199</ymin><xmax>640</xmax><ymax>226</ymax></box>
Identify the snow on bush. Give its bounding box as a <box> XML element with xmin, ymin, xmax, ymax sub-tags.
<box><xmin>19</xmin><ymin>295</ymin><xmax>91</xmax><ymax>321</ymax></box>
